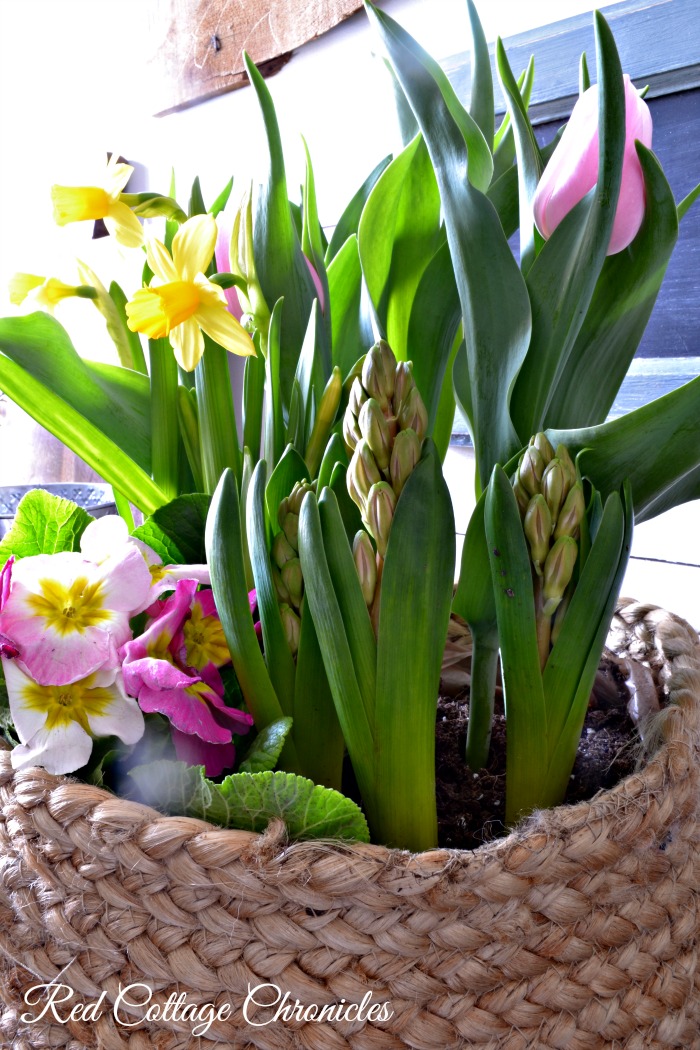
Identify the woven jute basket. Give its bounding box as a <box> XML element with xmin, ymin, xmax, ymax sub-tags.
<box><xmin>1</xmin><ymin>600</ymin><xmax>699</xmax><ymax>1050</ymax></box>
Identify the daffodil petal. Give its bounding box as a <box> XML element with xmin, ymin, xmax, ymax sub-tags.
<box><xmin>170</xmin><ymin>317</ymin><xmax>204</xmax><ymax>371</ymax></box>
<box><xmin>104</xmin><ymin>201</ymin><xmax>144</xmax><ymax>248</ymax></box>
<box><xmin>196</xmin><ymin>297</ymin><xmax>256</xmax><ymax>357</ymax></box>
<box><xmin>172</xmin><ymin>214</ymin><xmax>217</xmax><ymax>281</ymax></box>
<box><xmin>105</xmin><ymin>153</ymin><xmax>134</xmax><ymax>197</ymax></box>
<box><xmin>146</xmin><ymin>235</ymin><xmax>179</xmax><ymax>283</ymax></box>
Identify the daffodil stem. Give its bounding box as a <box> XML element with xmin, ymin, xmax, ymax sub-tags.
<box><xmin>113</xmin><ymin>490</ymin><xmax>135</xmax><ymax>532</ymax></box>
<box><xmin>148</xmin><ymin>337</ymin><xmax>180</xmax><ymax>502</ymax></box>
<box><xmin>195</xmin><ymin>336</ymin><xmax>241</xmax><ymax>493</ymax></box>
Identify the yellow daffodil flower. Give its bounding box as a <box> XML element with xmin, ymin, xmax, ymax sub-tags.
<box><xmin>9</xmin><ymin>273</ymin><xmax>85</xmax><ymax>312</ymax></box>
<box><xmin>125</xmin><ymin>213</ymin><xmax>255</xmax><ymax>371</ymax></box>
<box><xmin>51</xmin><ymin>152</ymin><xmax>144</xmax><ymax>247</ymax></box>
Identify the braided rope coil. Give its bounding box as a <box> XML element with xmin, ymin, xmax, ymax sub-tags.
<box><xmin>1</xmin><ymin>602</ymin><xmax>699</xmax><ymax>1050</ymax></box>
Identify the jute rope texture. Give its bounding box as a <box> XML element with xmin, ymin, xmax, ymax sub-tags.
<box><xmin>1</xmin><ymin>601</ymin><xmax>699</xmax><ymax>1049</ymax></box>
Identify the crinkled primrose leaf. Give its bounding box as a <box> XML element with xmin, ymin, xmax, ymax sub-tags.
<box><xmin>239</xmin><ymin>717</ymin><xmax>294</xmax><ymax>773</ymax></box>
<box><xmin>0</xmin><ymin>489</ymin><xmax>93</xmax><ymax>566</ymax></box>
<box><xmin>129</xmin><ymin>761</ymin><xmax>370</xmax><ymax>842</ymax></box>
<box><xmin>132</xmin><ymin>493</ymin><xmax>211</xmax><ymax>565</ymax></box>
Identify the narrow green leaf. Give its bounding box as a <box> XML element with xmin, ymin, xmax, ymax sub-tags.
<box><xmin>325</xmin><ymin>155</ymin><xmax>392</xmax><ymax>265</ymax></box>
<box><xmin>242</xmin><ymin>348</ymin><xmax>265</xmax><ymax>462</ymax></box>
<box><xmin>579</xmin><ymin>51</ymin><xmax>591</xmax><ymax>94</ymax></box>
<box><xmin>209</xmin><ymin>176</ymin><xmax>234</xmax><ymax>218</ymax></box>
<box><xmin>493</xmin><ymin>60</ymin><xmax>534</xmax><ymax>177</ymax></box>
<box><xmin>264</xmin><ymin>299</ymin><xmax>285</xmax><ymax>468</ymax></box>
<box><xmin>129</xmin><ymin>762</ymin><xmax>369</xmax><ymax>842</ymax></box>
<box><xmin>239</xmin><ymin>717</ymin><xmax>294</xmax><ymax>773</ymax></box>
<box><xmin>293</xmin><ymin>606</ymin><xmax>344</xmax><ymax>790</ymax></box>
<box><xmin>301</xmin><ymin>137</ymin><xmax>331</xmax><ymax>355</ymax></box>
<box><xmin>265</xmin><ymin>444</ymin><xmax>310</xmax><ymax>536</ymax></box>
<box><xmin>176</xmin><ymin>384</ymin><xmax>204</xmax><ymax>493</ymax></box>
<box><xmin>194</xmin><ymin>335</ymin><xmax>241</xmax><ymax>493</ymax></box>
<box><xmin>294</xmin><ymin>299</ymin><xmax>329</xmax><ymax>447</ymax></box>
<box><xmin>328</xmin><ymin>463</ymin><xmax>363</xmax><ymax>542</ymax></box>
<box><xmin>466</xmin><ymin>0</ymin><xmax>494</xmax><ymax>150</ymax></box>
<box><xmin>677</xmin><ymin>179</ymin><xmax>700</xmax><ymax>222</ymax></box>
<box><xmin>317</xmin><ymin>432</ymin><xmax>349</xmax><ymax>494</ymax></box>
<box><xmin>148</xmin><ymin>337</ymin><xmax>180</xmax><ymax>502</ymax></box>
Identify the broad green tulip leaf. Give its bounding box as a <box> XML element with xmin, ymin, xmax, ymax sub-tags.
<box><xmin>0</xmin><ymin>489</ymin><xmax>92</xmax><ymax>566</ymax></box>
<box><xmin>264</xmin><ymin>298</ymin><xmax>285</xmax><ymax>469</ymax></box>
<box><xmin>129</xmin><ymin>762</ymin><xmax>369</xmax><ymax>842</ymax></box>
<box><xmin>486</xmin><ymin>161</ymin><xmax>520</xmax><ymax>239</ymax></box>
<box><xmin>325</xmin><ymin>155</ymin><xmax>392</xmax><ymax>264</ymax></box>
<box><xmin>327</xmin><ymin>234</ymin><xmax>375</xmax><ymax>377</ymax></box>
<box><xmin>301</xmin><ymin>138</ymin><xmax>331</xmax><ymax>356</ymax></box>
<box><xmin>298</xmin><ymin>492</ymin><xmax>377</xmax><ymax>823</ymax></box>
<box><xmin>248</xmin><ymin>461</ymin><xmax>297</xmax><ymax>715</ymax></box>
<box><xmin>548</xmin><ymin>374</ymin><xmax>700</xmax><ymax>522</ymax></box>
<box><xmin>430</xmin><ymin>345</ymin><xmax>459</xmax><ymax>463</ymax></box>
<box><xmin>239</xmin><ymin>717</ymin><xmax>294</xmax><ymax>773</ymax></box>
<box><xmin>358</xmin><ymin>133</ymin><xmax>442</xmax><ymax>360</ymax></box>
<box><xmin>294</xmin><ymin>602</ymin><xmax>344</xmax><ymax>790</ymax></box>
<box><xmin>484</xmin><ymin>466</ymin><xmax>549</xmax><ymax>823</ymax></box>
<box><xmin>206</xmin><ymin>469</ymin><xmax>293</xmax><ymax>750</ymax></box>
<box><xmin>317</xmin><ymin>432</ymin><xmax>349</xmax><ymax>494</ymax></box>
<box><xmin>496</xmin><ymin>38</ymin><xmax>544</xmax><ymax>273</ymax></box>
<box><xmin>511</xmin><ymin>13</ymin><xmax>626</xmax><ymax>441</ymax></box>
<box><xmin>375</xmin><ymin>440</ymin><xmax>455</xmax><ymax>849</ymax></box>
<box><xmin>133</xmin><ymin>493</ymin><xmax>210</xmax><ymax>564</ymax></box>
<box><xmin>466</xmin><ymin>0</ymin><xmax>494</xmax><ymax>150</ymax></box>
<box><xmin>244</xmin><ymin>53</ymin><xmax>317</xmax><ymax>412</ymax></box>
<box><xmin>406</xmin><ymin>235</ymin><xmax>461</xmax><ymax>435</ymax></box>
<box><xmin>382</xmin><ymin>58</ymin><xmax>420</xmax><ymax>147</ymax></box>
<box><xmin>195</xmin><ymin>334</ymin><xmax>241</xmax><ymax>492</ymax></box>
<box><xmin>545</xmin><ymin>145</ymin><xmax>678</xmax><ymax>428</ymax></box>
<box><xmin>265</xmin><ymin>443</ymin><xmax>310</xmax><ymax>535</ymax></box>
<box><xmin>365</xmin><ymin>1</ymin><xmax>531</xmax><ymax>487</ymax></box>
<box><xmin>0</xmin><ymin>313</ymin><xmax>151</xmax><ymax>472</ymax></box>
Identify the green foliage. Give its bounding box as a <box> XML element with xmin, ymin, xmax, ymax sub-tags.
<box><xmin>0</xmin><ymin>489</ymin><xmax>92</xmax><ymax>566</ymax></box>
<box><xmin>133</xmin><ymin>493</ymin><xmax>211</xmax><ymax>564</ymax></box>
<box><xmin>239</xmin><ymin>717</ymin><xmax>294</xmax><ymax>773</ymax></box>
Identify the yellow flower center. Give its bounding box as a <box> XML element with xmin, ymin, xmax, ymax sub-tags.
<box><xmin>28</xmin><ymin>577</ymin><xmax>111</xmax><ymax>636</ymax></box>
<box><xmin>52</xmin><ymin>186</ymin><xmax>111</xmax><ymax>224</ymax></box>
<box><xmin>183</xmin><ymin>604</ymin><xmax>229</xmax><ymax>670</ymax></box>
<box><xmin>126</xmin><ymin>281</ymin><xmax>201</xmax><ymax>339</ymax></box>
<box><xmin>20</xmin><ymin>678</ymin><xmax>114</xmax><ymax>734</ymax></box>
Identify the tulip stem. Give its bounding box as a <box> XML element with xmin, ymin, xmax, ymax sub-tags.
<box><xmin>465</xmin><ymin>631</ymin><xmax>499</xmax><ymax>771</ymax></box>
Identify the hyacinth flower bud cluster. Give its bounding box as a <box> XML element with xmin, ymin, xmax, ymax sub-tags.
<box><xmin>271</xmin><ymin>479</ymin><xmax>317</xmax><ymax>655</ymax></box>
<box><xmin>343</xmin><ymin>342</ymin><xmax>428</xmax><ymax>603</ymax></box>
<box><xmin>513</xmin><ymin>434</ymin><xmax>585</xmax><ymax>662</ymax></box>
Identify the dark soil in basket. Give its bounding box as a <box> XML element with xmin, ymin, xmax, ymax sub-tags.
<box><xmin>436</xmin><ymin>655</ymin><xmax>638</xmax><ymax>850</ymax></box>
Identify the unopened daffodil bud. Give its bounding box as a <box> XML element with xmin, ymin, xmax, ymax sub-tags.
<box><xmin>352</xmin><ymin>531</ymin><xmax>377</xmax><ymax>607</ymax></box>
<box><xmin>542</xmin><ymin>536</ymin><xmax>578</xmax><ymax>616</ymax></box>
<box><xmin>524</xmin><ymin>494</ymin><xmax>552</xmax><ymax>576</ymax></box>
<box><xmin>389</xmin><ymin>427</ymin><xmax>422</xmax><ymax>497</ymax></box>
<box><xmin>366</xmin><ymin>481</ymin><xmax>397</xmax><ymax>558</ymax></box>
<box><xmin>554</xmin><ymin>482</ymin><xmax>586</xmax><ymax>540</ymax></box>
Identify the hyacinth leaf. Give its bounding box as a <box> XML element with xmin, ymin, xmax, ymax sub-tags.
<box><xmin>265</xmin><ymin>443</ymin><xmax>309</xmax><ymax>536</ymax></box>
<box><xmin>548</xmin><ymin>375</ymin><xmax>700</xmax><ymax>523</ymax></box>
<box><xmin>239</xmin><ymin>717</ymin><xmax>294</xmax><ymax>773</ymax></box>
<box><xmin>239</xmin><ymin>447</ymin><xmax>255</xmax><ymax>591</ymax></box>
<box><xmin>294</xmin><ymin>299</ymin><xmax>330</xmax><ymax>447</ymax></box>
<box><xmin>194</xmin><ymin>333</ymin><xmax>241</xmax><ymax>493</ymax></box>
<box><xmin>358</xmin><ymin>133</ymin><xmax>442</xmax><ymax>361</ymax></box>
<box><xmin>0</xmin><ymin>313</ymin><xmax>151</xmax><ymax>472</ymax></box>
<box><xmin>0</xmin><ymin>490</ymin><xmax>92</xmax><ymax>567</ymax></box>
<box><xmin>243</xmin><ymin>53</ymin><xmax>317</xmax><ymax>413</ymax></box>
<box><xmin>328</xmin><ymin>462</ymin><xmax>363</xmax><ymax>542</ymax></box>
<box><xmin>301</xmin><ymin>138</ymin><xmax>331</xmax><ymax>354</ymax></box>
<box><xmin>542</xmin><ymin>487</ymin><xmax>628</xmax><ymax>769</ymax></box>
<box><xmin>466</xmin><ymin>0</ymin><xmax>494</xmax><ymax>151</ymax></box>
<box><xmin>287</xmin><ymin>379</ymin><xmax>305</xmax><ymax>455</ymax></box>
<box><xmin>496</xmin><ymin>38</ymin><xmax>544</xmax><ymax>274</ymax></box>
<box><xmin>242</xmin><ymin>346</ymin><xmax>265</xmax><ymax>463</ymax></box>
<box><xmin>207</xmin><ymin>469</ymin><xmax>295</xmax><ymax>761</ymax></box>
<box><xmin>325</xmin><ymin>155</ymin><xmax>392</xmax><ymax>264</ymax></box>
<box><xmin>264</xmin><ymin>299</ymin><xmax>285</xmax><ymax>469</ymax></box>
<box><xmin>248</xmin><ymin>461</ymin><xmax>297</xmax><ymax>715</ymax></box>
<box><xmin>365</xmin><ymin>1</ymin><xmax>530</xmax><ymax>489</ymax></box>
<box><xmin>132</xmin><ymin>493</ymin><xmax>211</xmax><ymax>564</ymax></box>
<box><xmin>510</xmin><ymin>12</ymin><xmax>626</xmax><ymax>441</ymax></box>
<box><xmin>545</xmin><ymin>145</ymin><xmax>679</xmax><ymax>429</ymax></box>
<box><xmin>129</xmin><ymin>762</ymin><xmax>369</xmax><ymax>842</ymax></box>
<box><xmin>317</xmin><ymin>432</ymin><xmax>349</xmax><ymax>493</ymax></box>
<box><xmin>406</xmin><ymin>235</ymin><xmax>461</xmax><ymax>437</ymax></box>
<box><xmin>298</xmin><ymin>491</ymin><xmax>377</xmax><ymax>826</ymax></box>
<box><xmin>375</xmin><ymin>440</ymin><xmax>455</xmax><ymax>850</ymax></box>
<box><xmin>148</xmin><ymin>337</ymin><xmax>180</xmax><ymax>502</ymax></box>
<box><xmin>293</xmin><ymin>603</ymin><xmax>344</xmax><ymax>791</ymax></box>
<box><xmin>327</xmin><ymin>234</ymin><xmax>375</xmax><ymax>378</ymax></box>
<box><xmin>484</xmin><ymin>465</ymin><xmax>549</xmax><ymax>825</ymax></box>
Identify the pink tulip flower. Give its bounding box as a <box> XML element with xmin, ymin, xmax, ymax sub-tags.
<box><xmin>533</xmin><ymin>74</ymin><xmax>652</xmax><ymax>256</ymax></box>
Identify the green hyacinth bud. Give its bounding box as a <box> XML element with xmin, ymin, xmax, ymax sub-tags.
<box><xmin>524</xmin><ymin>494</ymin><xmax>552</xmax><ymax>576</ymax></box>
<box><xmin>529</xmin><ymin>432</ymin><xmax>555</xmax><ymax>466</ymax></box>
<box><xmin>282</xmin><ymin>512</ymin><xmax>299</xmax><ymax>549</ymax></box>
<box><xmin>362</xmin><ymin>342</ymin><xmax>395</xmax><ymax>409</ymax></box>
<box><xmin>272</xmin><ymin>531</ymin><xmax>296</xmax><ymax>570</ymax></box>
<box><xmin>390</xmin><ymin>427</ymin><xmax>422</xmax><ymax>497</ymax></box>
<box><xmin>281</xmin><ymin>557</ymin><xmax>304</xmax><ymax>609</ymax></box>
<box><xmin>542</xmin><ymin>536</ymin><xmax>578</xmax><ymax>617</ymax></box>
<box><xmin>347</xmin><ymin>438</ymin><xmax>382</xmax><ymax>512</ymax></box>
<box><xmin>277</xmin><ymin>496</ymin><xmax>290</xmax><ymax>531</ymax></box>
<box><xmin>554</xmin><ymin>482</ymin><xmax>585</xmax><ymax>541</ymax></box>
<box><xmin>279</xmin><ymin>603</ymin><xmax>301</xmax><ymax>656</ymax></box>
<box><xmin>343</xmin><ymin>409</ymin><xmax>362</xmax><ymax>454</ymax></box>
<box><xmin>366</xmin><ymin>481</ymin><xmax>396</xmax><ymax>558</ymax></box>
<box><xmin>348</xmin><ymin>376</ymin><xmax>367</xmax><ymax>418</ymax></box>
<box><xmin>518</xmin><ymin>446</ymin><xmax>545</xmax><ymax>497</ymax></box>
<box><xmin>555</xmin><ymin>443</ymin><xmax>577</xmax><ymax>492</ymax></box>
<box><xmin>359</xmin><ymin>397</ymin><xmax>392</xmax><ymax>472</ymax></box>
<box><xmin>397</xmin><ymin>386</ymin><xmax>428</xmax><ymax>442</ymax></box>
<box><xmin>352</xmin><ymin>531</ymin><xmax>377</xmax><ymax>606</ymax></box>
<box><xmin>288</xmin><ymin>479</ymin><xmax>315</xmax><ymax>516</ymax></box>
<box><xmin>271</xmin><ymin>564</ymin><xmax>290</xmax><ymax>604</ymax></box>
<box><xmin>376</xmin><ymin>338</ymin><xmax>397</xmax><ymax>399</ymax></box>
<box><xmin>541</xmin><ymin>459</ymin><xmax>565</xmax><ymax>528</ymax></box>
<box><xmin>512</xmin><ymin>477</ymin><xmax>531</xmax><ymax>517</ymax></box>
<box><xmin>392</xmin><ymin>360</ymin><xmax>415</xmax><ymax>414</ymax></box>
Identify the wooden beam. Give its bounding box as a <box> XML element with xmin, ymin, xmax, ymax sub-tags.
<box><xmin>147</xmin><ymin>0</ymin><xmax>364</xmax><ymax>116</ymax></box>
